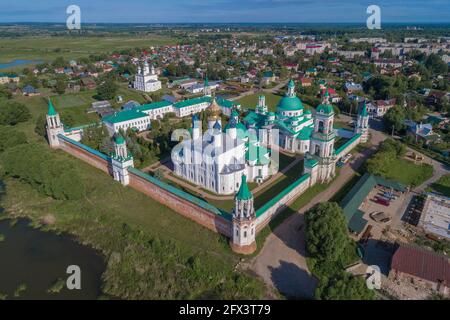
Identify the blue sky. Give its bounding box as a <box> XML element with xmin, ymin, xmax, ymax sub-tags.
<box><xmin>0</xmin><ymin>0</ymin><xmax>449</xmax><ymax>23</ymax></box>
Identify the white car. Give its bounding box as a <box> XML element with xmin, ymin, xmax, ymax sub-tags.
<box><xmin>342</xmin><ymin>153</ymin><xmax>352</xmax><ymax>163</ymax></box>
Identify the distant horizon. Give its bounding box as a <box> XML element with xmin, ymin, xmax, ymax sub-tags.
<box><xmin>0</xmin><ymin>1</ymin><xmax>449</xmax><ymax>24</ymax></box>
<box><xmin>1</xmin><ymin>21</ymin><xmax>450</xmax><ymax>26</ymax></box>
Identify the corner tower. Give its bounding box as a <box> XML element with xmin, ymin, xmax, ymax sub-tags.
<box><xmin>230</xmin><ymin>175</ymin><xmax>257</xmax><ymax>254</ymax></box>
<box><xmin>46</xmin><ymin>99</ymin><xmax>64</xmax><ymax>148</ymax></box>
<box><xmin>111</xmin><ymin>135</ymin><xmax>134</xmax><ymax>186</ymax></box>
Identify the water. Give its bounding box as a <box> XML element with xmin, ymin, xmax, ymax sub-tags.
<box><xmin>0</xmin><ymin>218</ymin><xmax>106</xmax><ymax>300</ymax></box>
<box><xmin>0</xmin><ymin>59</ymin><xmax>43</xmax><ymax>70</ymax></box>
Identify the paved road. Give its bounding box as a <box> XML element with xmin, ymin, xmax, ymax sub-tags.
<box><xmin>229</xmin><ymin>81</ymin><xmax>288</xmax><ymax>102</ymax></box>
<box><xmin>250</xmin><ymin>118</ymin><xmax>386</xmax><ymax>299</ymax></box>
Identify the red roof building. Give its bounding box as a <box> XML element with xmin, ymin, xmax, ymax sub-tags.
<box><xmin>389</xmin><ymin>243</ymin><xmax>450</xmax><ymax>296</ymax></box>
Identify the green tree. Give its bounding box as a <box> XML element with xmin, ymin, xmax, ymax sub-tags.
<box><xmin>97</xmin><ymin>78</ymin><xmax>118</xmax><ymax>100</ymax></box>
<box><xmin>316</xmin><ymin>271</ymin><xmax>376</xmax><ymax>300</ymax></box>
<box><xmin>383</xmin><ymin>106</ymin><xmax>405</xmax><ymax>134</ymax></box>
<box><xmin>0</xmin><ymin>126</ymin><xmax>27</xmax><ymax>152</ymax></box>
<box><xmin>305</xmin><ymin>202</ymin><xmax>351</xmax><ymax>264</ymax></box>
<box><xmin>0</xmin><ymin>101</ymin><xmax>31</xmax><ymax>125</ymax></box>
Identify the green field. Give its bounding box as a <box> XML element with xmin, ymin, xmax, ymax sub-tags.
<box><xmin>380</xmin><ymin>159</ymin><xmax>433</xmax><ymax>187</ymax></box>
<box><xmin>237</xmin><ymin>92</ymin><xmax>282</xmax><ymax>111</ymax></box>
<box><xmin>431</xmin><ymin>174</ymin><xmax>450</xmax><ymax>197</ymax></box>
<box><xmin>0</xmin><ymin>35</ymin><xmax>178</xmax><ymax>70</ymax></box>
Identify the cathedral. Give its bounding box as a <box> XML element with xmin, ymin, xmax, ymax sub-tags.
<box><xmin>133</xmin><ymin>60</ymin><xmax>162</xmax><ymax>92</ymax></box>
<box><xmin>172</xmin><ymin>97</ymin><xmax>273</xmax><ymax>195</ymax></box>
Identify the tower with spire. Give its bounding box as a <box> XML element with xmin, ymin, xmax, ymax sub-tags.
<box><xmin>207</xmin><ymin>94</ymin><xmax>222</xmax><ymax>130</ymax></box>
<box><xmin>46</xmin><ymin>99</ymin><xmax>64</xmax><ymax>148</ymax></box>
<box><xmin>111</xmin><ymin>135</ymin><xmax>134</xmax><ymax>186</ymax></box>
<box><xmin>230</xmin><ymin>175</ymin><xmax>257</xmax><ymax>254</ymax></box>
<box><xmin>256</xmin><ymin>95</ymin><xmax>268</xmax><ymax>114</ymax></box>
<box><xmin>203</xmin><ymin>76</ymin><xmax>212</xmax><ymax>96</ymax></box>
<box><xmin>355</xmin><ymin>101</ymin><xmax>370</xmax><ymax>143</ymax></box>
<box><xmin>305</xmin><ymin>93</ymin><xmax>337</xmax><ymax>183</ymax></box>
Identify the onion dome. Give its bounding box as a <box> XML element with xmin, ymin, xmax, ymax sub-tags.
<box><xmin>316</xmin><ymin>103</ymin><xmax>334</xmax><ymax>115</ymax></box>
<box><xmin>114</xmin><ymin>135</ymin><xmax>125</xmax><ymax>144</ymax></box>
<box><xmin>208</xmin><ymin>96</ymin><xmax>222</xmax><ymax>120</ymax></box>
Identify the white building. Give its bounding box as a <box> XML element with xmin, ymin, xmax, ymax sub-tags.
<box><xmin>133</xmin><ymin>60</ymin><xmax>162</xmax><ymax>92</ymax></box>
<box><xmin>172</xmin><ymin>99</ymin><xmax>272</xmax><ymax>195</ymax></box>
<box><xmin>419</xmin><ymin>193</ymin><xmax>450</xmax><ymax>240</ymax></box>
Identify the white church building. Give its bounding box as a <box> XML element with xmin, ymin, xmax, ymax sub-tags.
<box><xmin>172</xmin><ymin>98</ymin><xmax>272</xmax><ymax>195</ymax></box>
<box><xmin>133</xmin><ymin>60</ymin><xmax>162</xmax><ymax>92</ymax></box>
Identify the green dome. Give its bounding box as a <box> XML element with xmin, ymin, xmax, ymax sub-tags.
<box><xmin>316</xmin><ymin>103</ymin><xmax>334</xmax><ymax>115</ymax></box>
<box><xmin>277</xmin><ymin>95</ymin><xmax>303</xmax><ymax>112</ymax></box>
<box><xmin>304</xmin><ymin>109</ymin><xmax>312</xmax><ymax>114</ymax></box>
<box><xmin>114</xmin><ymin>135</ymin><xmax>125</xmax><ymax>144</ymax></box>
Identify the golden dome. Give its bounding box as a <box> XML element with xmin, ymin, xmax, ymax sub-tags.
<box><xmin>208</xmin><ymin>97</ymin><xmax>222</xmax><ymax>120</ymax></box>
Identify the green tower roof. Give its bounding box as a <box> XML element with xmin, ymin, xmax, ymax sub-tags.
<box><xmin>204</xmin><ymin>76</ymin><xmax>209</xmax><ymax>87</ymax></box>
<box><xmin>47</xmin><ymin>99</ymin><xmax>57</xmax><ymax>116</ymax></box>
<box><xmin>114</xmin><ymin>135</ymin><xmax>125</xmax><ymax>144</ymax></box>
<box><xmin>316</xmin><ymin>103</ymin><xmax>334</xmax><ymax>115</ymax></box>
<box><xmin>277</xmin><ymin>95</ymin><xmax>303</xmax><ymax>111</ymax></box>
<box><xmin>236</xmin><ymin>175</ymin><xmax>252</xmax><ymax>201</ymax></box>
<box><xmin>288</xmin><ymin>79</ymin><xmax>295</xmax><ymax>88</ymax></box>
<box><xmin>359</xmin><ymin>101</ymin><xmax>369</xmax><ymax>117</ymax></box>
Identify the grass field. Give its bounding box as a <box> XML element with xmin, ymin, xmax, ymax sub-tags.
<box><xmin>381</xmin><ymin>158</ymin><xmax>433</xmax><ymax>187</ymax></box>
<box><xmin>237</xmin><ymin>92</ymin><xmax>282</xmax><ymax>111</ymax></box>
<box><xmin>431</xmin><ymin>174</ymin><xmax>450</xmax><ymax>197</ymax></box>
<box><xmin>0</xmin><ymin>35</ymin><xmax>178</xmax><ymax>70</ymax></box>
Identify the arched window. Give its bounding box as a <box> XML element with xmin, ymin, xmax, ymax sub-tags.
<box><xmin>315</xmin><ymin>145</ymin><xmax>320</xmax><ymax>156</ymax></box>
<box><xmin>318</xmin><ymin>121</ymin><xmax>324</xmax><ymax>133</ymax></box>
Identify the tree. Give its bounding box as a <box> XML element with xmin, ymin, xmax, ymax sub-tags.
<box><xmin>425</xmin><ymin>53</ymin><xmax>448</xmax><ymax>75</ymax></box>
<box><xmin>96</xmin><ymin>78</ymin><xmax>118</xmax><ymax>100</ymax></box>
<box><xmin>55</xmin><ymin>75</ymin><xmax>68</xmax><ymax>94</ymax></box>
<box><xmin>0</xmin><ymin>101</ymin><xmax>31</xmax><ymax>125</ymax></box>
<box><xmin>0</xmin><ymin>126</ymin><xmax>27</xmax><ymax>152</ymax></box>
<box><xmin>305</xmin><ymin>202</ymin><xmax>351</xmax><ymax>264</ymax></box>
<box><xmin>316</xmin><ymin>271</ymin><xmax>375</xmax><ymax>300</ymax></box>
<box><xmin>383</xmin><ymin>106</ymin><xmax>405</xmax><ymax>134</ymax></box>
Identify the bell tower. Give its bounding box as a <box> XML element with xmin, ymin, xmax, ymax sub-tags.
<box><xmin>308</xmin><ymin>100</ymin><xmax>336</xmax><ymax>183</ymax></box>
<box><xmin>46</xmin><ymin>99</ymin><xmax>64</xmax><ymax>148</ymax></box>
<box><xmin>355</xmin><ymin>101</ymin><xmax>370</xmax><ymax>143</ymax></box>
<box><xmin>230</xmin><ymin>175</ymin><xmax>257</xmax><ymax>254</ymax></box>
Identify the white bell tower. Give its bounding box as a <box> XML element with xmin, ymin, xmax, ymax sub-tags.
<box><xmin>46</xmin><ymin>99</ymin><xmax>64</xmax><ymax>148</ymax></box>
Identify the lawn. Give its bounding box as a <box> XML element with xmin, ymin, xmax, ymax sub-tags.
<box><xmin>237</xmin><ymin>92</ymin><xmax>282</xmax><ymax>112</ymax></box>
<box><xmin>431</xmin><ymin>174</ymin><xmax>450</xmax><ymax>197</ymax></box>
<box><xmin>380</xmin><ymin>158</ymin><xmax>433</xmax><ymax>188</ymax></box>
<box><xmin>0</xmin><ymin>35</ymin><xmax>178</xmax><ymax>70</ymax></box>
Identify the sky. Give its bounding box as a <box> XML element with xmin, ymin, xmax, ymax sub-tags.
<box><xmin>0</xmin><ymin>0</ymin><xmax>449</xmax><ymax>23</ymax></box>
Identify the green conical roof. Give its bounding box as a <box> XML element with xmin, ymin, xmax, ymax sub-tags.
<box><xmin>236</xmin><ymin>175</ymin><xmax>252</xmax><ymax>201</ymax></box>
<box><xmin>204</xmin><ymin>76</ymin><xmax>209</xmax><ymax>86</ymax></box>
<box><xmin>359</xmin><ymin>101</ymin><xmax>368</xmax><ymax>117</ymax></box>
<box><xmin>288</xmin><ymin>79</ymin><xmax>295</xmax><ymax>88</ymax></box>
<box><xmin>47</xmin><ymin>99</ymin><xmax>57</xmax><ymax>116</ymax></box>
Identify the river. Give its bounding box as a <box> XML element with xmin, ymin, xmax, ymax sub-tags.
<box><xmin>0</xmin><ymin>59</ymin><xmax>43</xmax><ymax>70</ymax></box>
<box><xmin>0</xmin><ymin>217</ymin><xmax>106</xmax><ymax>300</ymax></box>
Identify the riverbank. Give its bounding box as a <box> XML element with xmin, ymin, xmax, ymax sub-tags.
<box><xmin>0</xmin><ymin>161</ymin><xmax>267</xmax><ymax>299</ymax></box>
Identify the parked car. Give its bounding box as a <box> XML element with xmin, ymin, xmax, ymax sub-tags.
<box><xmin>342</xmin><ymin>153</ymin><xmax>352</xmax><ymax>163</ymax></box>
<box><xmin>374</xmin><ymin>197</ymin><xmax>390</xmax><ymax>206</ymax></box>
<box><xmin>370</xmin><ymin>211</ymin><xmax>391</xmax><ymax>223</ymax></box>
